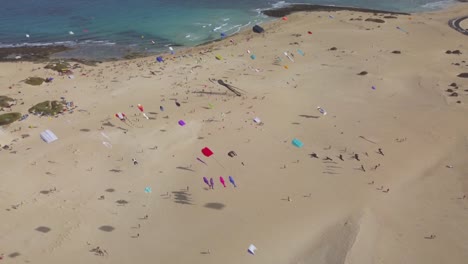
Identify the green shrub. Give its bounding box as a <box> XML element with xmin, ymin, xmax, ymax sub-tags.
<box><xmin>28</xmin><ymin>100</ymin><xmax>64</xmax><ymax>116</ymax></box>
<box><xmin>0</xmin><ymin>112</ymin><xmax>21</xmax><ymax>126</ymax></box>
<box><xmin>0</xmin><ymin>96</ymin><xmax>16</xmax><ymax>108</ymax></box>
<box><xmin>25</xmin><ymin>77</ymin><xmax>45</xmax><ymax>86</ymax></box>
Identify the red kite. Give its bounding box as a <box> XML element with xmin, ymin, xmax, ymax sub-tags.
<box><xmin>115</xmin><ymin>112</ymin><xmax>126</xmax><ymax>121</ymax></box>
<box><xmin>202</xmin><ymin>147</ymin><xmax>213</xmax><ymax>157</ymax></box>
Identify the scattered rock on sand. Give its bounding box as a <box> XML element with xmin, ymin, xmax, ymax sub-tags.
<box><xmin>392</xmin><ymin>50</ymin><xmax>401</xmax><ymax>54</ymax></box>
<box><xmin>329</xmin><ymin>47</ymin><xmax>337</xmax><ymax>51</ymax></box>
<box><xmin>365</xmin><ymin>18</ymin><xmax>385</xmax><ymax>23</ymax></box>
<box><xmin>357</xmin><ymin>71</ymin><xmax>368</xmax><ymax>76</ymax></box>
<box><xmin>446</xmin><ymin>50</ymin><xmax>462</xmax><ymax>55</ymax></box>
<box><xmin>457</xmin><ymin>73</ymin><xmax>468</xmax><ymax>78</ymax></box>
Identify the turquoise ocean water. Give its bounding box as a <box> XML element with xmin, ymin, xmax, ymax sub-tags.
<box><xmin>0</xmin><ymin>0</ymin><xmax>457</xmax><ymax>59</ymax></box>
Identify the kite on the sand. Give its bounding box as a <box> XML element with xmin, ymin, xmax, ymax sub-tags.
<box><xmin>137</xmin><ymin>104</ymin><xmax>149</xmax><ymax>119</ymax></box>
<box><xmin>219</xmin><ymin>176</ymin><xmax>226</xmax><ymax>187</ymax></box>
<box><xmin>229</xmin><ymin>176</ymin><xmax>237</xmax><ymax>187</ymax></box>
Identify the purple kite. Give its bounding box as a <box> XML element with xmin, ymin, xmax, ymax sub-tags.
<box><xmin>220</xmin><ymin>176</ymin><xmax>226</xmax><ymax>187</ymax></box>
<box><xmin>229</xmin><ymin>176</ymin><xmax>236</xmax><ymax>187</ymax></box>
<box><xmin>203</xmin><ymin>177</ymin><xmax>210</xmax><ymax>188</ymax></box>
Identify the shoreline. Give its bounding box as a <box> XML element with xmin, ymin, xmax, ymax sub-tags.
<box><xmin>0</xmin><ymin>3</ymin><xmax>464</xmax><ymax>63</ymax></box>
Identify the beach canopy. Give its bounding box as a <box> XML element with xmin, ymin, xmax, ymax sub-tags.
<box><xmin>252</xmin><ymin>25</ymin><xmax>264</xmax><ymax>34</ymax></box>
<box><xmin>40</xmin><ymin>130</ymin><xmax>58</xmax><ymax>143</ymax></box>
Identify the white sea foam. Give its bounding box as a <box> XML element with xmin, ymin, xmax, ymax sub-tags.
<box><xmin>271</xmin><ymin>1</ymin><xmax>290</xmax><ymax>9</ymax></box>
<box><xmin>421</xmin><ymin>0</ymin><xmax>455</xmax><ymax>10</ymax></box>
<box><xmin>213</xmin><ymin>23</ymin><xmax>228</xmax><ymax>32</ymax></box>
<box><xmin>0</xmin><ymin>40</ymin><xmax>115</xmax><ymax>48</ymax></box>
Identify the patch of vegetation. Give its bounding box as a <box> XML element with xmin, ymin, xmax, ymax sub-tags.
<box><xmin>25</xmin><ymin>77</ymin><xmax>45</xmax><ymax>86</ymax></box>
<box><xmin>44</xmin><ymin>61</ymin><xmax>71</xmax><ymax>72</ymax></box>
<box><xmin>28</xmin><ymin>100</ymin><xmax>64</xmax><ymax>116</ymax></box>
<box><xmin>0</xmin><ymin>112</ymin><xmax>22</xmax><ymax>126</ymax></box>
<box><xmin>0</xmin><ymin>96</ymin><xmax>16</xmax><ymax>108</ymax></box>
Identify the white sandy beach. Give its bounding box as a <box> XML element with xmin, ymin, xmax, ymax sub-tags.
<box><xmin>1</xmin><ymin>3</ymin><xmax>468</xmax><ymax>264</ymax></box>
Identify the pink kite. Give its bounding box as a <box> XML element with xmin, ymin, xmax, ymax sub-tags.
<box><xmin>219</xmin><ymin>176</ymin><xmax>226</xmax><ymax>187</ymax></box>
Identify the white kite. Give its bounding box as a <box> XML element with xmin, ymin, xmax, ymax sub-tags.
<box><xmin>248</xmin><ymin>244</ymin><xmax>257</xmax><ymax>255</ymax></box>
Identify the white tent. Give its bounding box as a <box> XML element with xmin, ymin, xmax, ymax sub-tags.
<box><xmin>40</xmin><ymin>130</ymin><xmax>58</xmax><ymax>143</ymax></box>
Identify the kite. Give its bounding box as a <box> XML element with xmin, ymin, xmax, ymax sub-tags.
<box><xmin>219</xmin><ymin>176</ymin><xmax>226</xmax><ymax>187</ymax></box>
<box><xmin>137</xmin><ymin>104</ymin><xmax>149</xmax><ymax>119</ymax></box>
<box><xmin>115</xmin><ymin>112</ymin><xmax>134</xmax><ymax>126</ymax></box>
<box><xmin>115</xmin><ymin>112</ymin><xmax>127</xmax><ymax>121</ymax></box>
<box><xmin>210</xmin><ymin>178</ymin><xmax>214</xmax><ymax>189</ymax></box>
<box><xmin>229</xmin><ymin>176</ymin><xmax>236</xmax><ymax>187</ymax></box>
<box><xmin>248</xmin><ymin>244</ymin><xmax>257</xmax><ymax>255</ymax></box>
<box><xmin>202</xmin><ymin>147</ymin><xmax>213</xmax><ymax>157</ymax></box>
<box><xmin>203</xmin><ymin>177</ymin><xmax>210</xmax><ymax>188</ymax></box>
<box><xmin>178</xmin><ymin>120</ymin><xmax>186</xmax><ymax>126</ymax></box>
<box><xmin>284</xmin><ymin>51</ymin><xmax>294</xmax><ymax>62</ymax></box>
<box><xmin>196</xmin><ymin>157</ymin><xmax>207</xmax><ymax>165</ymax></box>
<box><xmin>201</xmin><ymin>147</ymin><xmax>224</xmax><ymax>168</ymax></box>
<box><xmin>292</xmin><ymin>138</ymin><xmax>303</xmax><ymax>148</ymax></box>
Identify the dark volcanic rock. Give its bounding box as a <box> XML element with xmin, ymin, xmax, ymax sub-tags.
<box><xmin>449</xmin><ymin>82</ymin><xmax>458</xmax><ymax>87</ymax></box>
<box><xmin>0</xmin><ymin>46</ymin><xmax>70</xmax><ymax>62</ymax></box>
<box><xmin>357</xmin><ymin>71</ymin><xmax>368</xmax><ymax>76</ymax></box>
<box><xmin>261</xmin><ymin>4</ymin><xmax>409</xmax><ymax>17</ymax></box>
<box><xmin>392</xmin><ymin>50</ymin><xmax>401</xmax><ymax>54</ymax></box>
<box><xmin>458</xmin><ymin>73</ymin><xmax>468</xmax><ymax>78</ymax></box>
<box><xmin>449</xmin><ymin>92</ymin><xmax>459</xmax><ymax>97</ymax></box>
<box><xmin>329</xmin><ymin>47</ymin><xmax>337</xmax><ymax>51</ymax></box>
<box><xmin>365</xmin><ymin>18</ymin><xmax>385</xmax><ymax>23</ymax></box>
